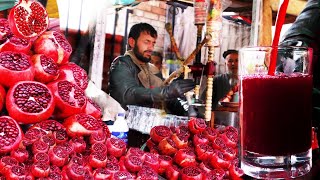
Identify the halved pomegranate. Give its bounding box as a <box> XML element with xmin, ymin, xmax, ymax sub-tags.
<box><xmin>150</xmin><ymin>125</ymin><xmax>172</xmax><ymax>143</ymax></box>
<box><xmin>6</xmin><ymin>81</ymin><xmax>55</xmax><ymax>124</ymax></box>
<box><xmin>58</xmin><ymin>63</ymin><xmax>89</xmax><ymax>90</ymax></box>
<box><xmin>31</xmin><ymin>161</ymin><xmax>50</xmax><ymax>178</ymax></box>
<box><xmin>143</xmin><ymin>152</ymin><xmax>159</xmax><ymax>173</ymax></box>
<box><xmin>48</xmin><ymin>145</ymin><xmax>68</xmax><ymax>167</ymax></box>
<box><xmin>126</xmin><ymin>147</ymin><xmax>145</xmax><ymax>162</ymax></box>
<box><xmin>165</xmin><ymin>165</ymin><xmax>180</xmax><ymax>180</ymax></box>
<box><xmin>171</xmin><ymin>133</ymin><xmax>189</xmax><ymax>149</ymax></box>
<box><xmin>69</xmin><ymin>136</ymin><xmax>87</xmax><ymax>153</ymax></box>
<box><xmin>180</xmin><ymin>166</ymin><xmax>204</xmax><ymax>180</ymax></box>
<box><xmin>188</xmin><ymin>117</ymin><xmax>207</xmax><ymax>134</ymax></box>
<box><xmin>124</xmin><ymin>155</ymin><xmax>143</xmax><ymax>173</ymax></box>
<box><xmin>88</xmin><ymin>151</ymin><xmax>108</xmax><ymax>168</ymax></box>
<box><xmin>31</xmin><ymin>54</ymin><xmax>60</xmax><ymax>84</ymax></box>
<box><xmin>89</xmin><ymin>131</ymin><xmax>107</xmax><ymax>144</ymax></box>
<box><xmin>93</xmin><ymin>168</ymin><xmax>111</xmax><ymax>180</ymax></box>
<box><xmin>30</xmin><ymin>119</ymin><xmax>65</xmax><ymax>133</ymax></box>
<box><xmin>0</xmin><ymin>156</ymin><xmax>19</xmax><ymax>175</ymax></box>
<box><xmin>8</xmin><ymin>0</ymin><xmax>49</xmax><ymax>39</ymax></box>
<box><xmin>205</xmin><ymin>169</ymin><xmax>226</xmax><ymax>180</ymax></box>
<box><xmin>63</xmin><ymin>113</ymin><xmax>103</xmax><ymax>137</ymax></box>
<box><xmin>33</xmin><ymin>31</ymin><xmax>72</xmax><ymax>65</ymax></box>
<box><xmin>0</xmin><ymin>36</ymin><xmax>32</xmax><ymax>54</ymax></box>
<box><xmin>137</xmin><ymin>165</ymin><xmax>158</xmax><ymax>180</ymax></box>
<box><xmin>0</xmin><ymin>51</ymin><xmax>34</xmax><ymax>88</ymax></box>
<box><xmin>113</xmin><ymin>171</ymin><xmax>134</xmax><ymax>180</ymax></box>
<box><xmin>195</xmin><ymin>143</ymin><xmax>214</xmax><ymax>161</ymax></box>
<box><xmin>0</xmin><ymin>116</ymin><xmax>23</xmax><ymax>154</ymax></box>
<box><xmin>158</xmin><ymin>137</ymin><xmax>178</xmax><ymax>156</ymax></box>
<box><xmin>158</xmin><ymin>155</ymin><xmax>173</xmax><ymax>175</ymax></box>
<box><xmin>5</xmin><ymin>165</ymin><xmax>27</xmax><ymax>179</ymax></box>
<box><xmin>10</xmin><ymin>148</ymin><xmax>29</xmax><ymax>163</ymax></box>
<box><xmin>203</xmin><ymin>127</ymin><xmax>218</xmax><ymax>142</ymax></box>
<box><xmin>0</xmin><ymin>18</ymin><xmax>12</xmax><ymax>42</ymax></box>
<box><xmin>199</xmin><ymin>161</ymin><xmax>214</xmax><ymax>174</ymax></box>
<box><xmin>47</xmin><ymin>80</ymin><xmax>87</xmax><ymax>119</ymax></box>
<box><xmin>174</xmin><ymin>148</ymin><xmax>197</xmax><ymax>168</ymax></box>
<box><xmin>106</xmin><ymin>137</ymin><xmax>127</xmax><ymax>158</ymax></box>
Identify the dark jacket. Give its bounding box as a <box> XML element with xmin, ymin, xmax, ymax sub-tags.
<box><xmin>281</xmin><ymin>0</ymin><xmax>320</xmax><ymax>123</ymax></box>
<box><xmin>108</xmin><ymin>55</ymin><xmax>188</xmax><ymax>116</ymax></box>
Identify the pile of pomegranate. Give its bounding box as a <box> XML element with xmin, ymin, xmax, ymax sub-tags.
<box><xmin>146</xmin><ymin>118</ymin><xmax>244</xmax><ymax>180</ymax></box>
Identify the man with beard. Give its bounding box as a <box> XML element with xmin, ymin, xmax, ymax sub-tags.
<box><xmin>108</xmin><ymin>23</ymin><xmax>195</xmax><ymax>116</ymax></box>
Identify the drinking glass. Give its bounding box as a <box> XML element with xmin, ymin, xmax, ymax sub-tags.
<box><xmin>239</xmin><ymin>46</ymin><xmax>313</xmax><ymax>179</ymax></box>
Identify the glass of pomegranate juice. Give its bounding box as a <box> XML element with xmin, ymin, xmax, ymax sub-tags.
<box><xmin>239</xmin><ymin>46</ymin><xmax>313</xmax><ymax>179</ymax></box>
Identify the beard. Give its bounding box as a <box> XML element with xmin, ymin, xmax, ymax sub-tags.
<box><xmin>133</xmin><ymin>46</ymin><xmax>151</xmax><ymax>63</ymax></box>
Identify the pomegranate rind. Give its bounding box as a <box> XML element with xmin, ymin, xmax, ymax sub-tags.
<box><xmin>58</xmin><ymin>63</ymin><xmax>89</xmax><ymax>90</ymax></box>
<box><xmin>0</xmin><ymin>51</ymin><xmax>35</xmax><ymax>88</ymax></box>
<box><xmin>0</xmin><ymin>36</ymin><xmax>32</xmax><ymax>54</ymax></box>
<box><xmin>33</xmin><ymin>31</ymin><xmax>72</xmax><ymax>65</ymax></box>
<box><xmin>47</xmin><ymin>80</ymin><xmax>87</xmax><ymax>119</ymax></box>
<box><xmin>8</xmin><ymin>0</ymin><xmax>49</xmax><ymax>39</ymax></box>
<box><xmin>0</xmin><ymin>116</ymin><xmax>23</xmax><ymax>154</ymax></box>
<box><xmin>0</xmin><ymin>84</ymin><xmax>6</xmax><ymax>112</ymax></box>
<box><xmin>6</xmin><ymin>81</ymin><xmax>55</xmax><ymax>124</ymax></box>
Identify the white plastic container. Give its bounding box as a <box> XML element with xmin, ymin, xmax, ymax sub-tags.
<box><xmin>111</xmin><ymin>113</ymin><xmax>129</xmax><ymax>144</ymax></box>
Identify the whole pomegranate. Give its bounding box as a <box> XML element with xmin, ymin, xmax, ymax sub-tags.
<box><xmin>8</xmin><ymin>0</ymin><xmax>49</xmax><ymax>39</ymax></box>
<box><xmin>6</xmin><ymin>81</ymin><xmax>55</xmax><ymax>124</ymax></box>
<box><xmin>0</xmin><ymin>51</ymin><xmax>35</xmax><ymax>87</ymax></box>
<box><xmin>33</xmin><ymin>31</ymin><xmax>72</xmax><ymax>65</ymax></box>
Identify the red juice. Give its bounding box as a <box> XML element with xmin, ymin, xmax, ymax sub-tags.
<box><xmin>241</xmin><ymin>74</ymin><xmax>312</xmax><ymax>156</ymax></box>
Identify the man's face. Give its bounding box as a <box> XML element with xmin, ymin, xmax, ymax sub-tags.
<box><xmin>132</xmin><ymin>31</ymin><xmax>157</xmax><ymax>63</ymax></box>
<box><xmin>225</xmin><ymin>53</ymin><xmax>239</xmax><ymax>75</ymax></box>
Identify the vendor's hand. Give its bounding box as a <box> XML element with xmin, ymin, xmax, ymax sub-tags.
<box><xmin>163</xmin><ymin>79</ymin><xmax>196</xmax><ymax>99</ymax></box>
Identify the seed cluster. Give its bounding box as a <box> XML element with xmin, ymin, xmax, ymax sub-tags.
<box><xmin>13</xmin><ymin>82</ymin><xmax>51</xmax><ymax>113</ymax></box>
<box><xmin>0</xmin><ymin>52</ymin><xmax>30</xmax><ymax>71</ymax></box>
<box><xmin>9</xmin><ymin>36</ymin><xmax>29</xmax><ymax>46</ymax></box>
<box><xmin>58</xmin><ymin>81</ymin><xmax>86</xmax><ymax>107</ymax></box>
<box><xmin>0</xmin><ymin>117</ymin><xmax>19</xmax><ymax>149</ymax></box>
<box><xmin>76</xmin><ymin>114</ymin><xmax>101</xmax><ymax>130</ymax></box>
<box><xmin>40</xmin><ymin>55</ymin><xmax>59</xmax><ymax>75</ymax></box>
<box><xmin>53</xmin><ymin>31</ymin><xmax>72</xmax><ymax>53</ymax></box>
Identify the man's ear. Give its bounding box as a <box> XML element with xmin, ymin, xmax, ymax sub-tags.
<box><xmin>128</xmin><ymin>37</ymin><xmax>135</xmax><ymax>49</ymax></box>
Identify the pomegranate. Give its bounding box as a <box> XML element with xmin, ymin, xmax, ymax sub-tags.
<box><xmin>203</xmin><ymin>127</ymin><xmax>218</xmax><ymax>142</ymax></box>
<box><xmin>31</xmin><ymin>119</ymin><xmax>65</xmax><ymax>133</ymax></box>
<box><xmin>33</xmin><ymin>31</ymin><xmax>72</xmax><ymax>65</ymax></box>
<box><xmin>195</xmin><ymin>143</ymin><xmax>214</xmax><ymax>161</ymax></box>
<box><xmin>188</xmin><ymin>117</ymin><xmax>207</xmax><ymax>134</ymax></box>
<box><xmin>180</xmin><ymin>166</ymin><xmax>204</xmax><ymax>180</ymax></box>
<box><xmin>222</xmin><ymin>146</ymin><xmax>237</xmax><ymax>160</ymax></box>
<box><xmin>98</xmin><ymin>120</ymin><xmax>111</xmax><ymax>138</ymax></box>
<box><xmin>48</xmin><ymin>145</ymin><xmax>68</xmax><ymax>167</ymax></box>
<box><xmin>10</xmin><ymin>148</ymin><xmax>29</xmax><ymax>163</ymax></box>
<box><xmin>205</xmin><ymin>169</ymin><xmax>226</xmax><ymax>180</ymax></box>
<box><xmin>165</xmin><ymin>165</ymin><xmax>180</xmax><ymax>180</ymax></box>
<box><xmin>193</xmin><ymin>132</ymin><xmax>209</xmax><ymax>145</ymax></box>
<box><xmin>88</xmin><ymin>151</ymin><xmax>108</xmax><ymax>168</ymax></box>
<box><xmin>126</xmin><ymin>147</ymin><xmax>145</xmax><ymax>161</ymax></box>
<box><xmin>91</xmin><ymin>142</ymin><xmax>107</xmax><ymax>153</ymax></box>
<box><xmin>53</xmin><ymin>129</ymin><xmax>68</xmax><ymax>144</ymax></box>
<box><xmin>93</xmin><ymin>168</ymin><xmax>111</xmax><ymax>180</ymax></box>
<box><xmin>0</xmin><ymin>156</ymin><xmax>19</xmax><ymax>175</ymax></box>
<box><xmin>105</xmin><ymin>162</ymin><xmax>120</xmax><ymax>177</ymax></box>
<box><xmin>69</xmin><ymin>136</ymin><xmax>87</xmax><ymax>153</ymax></box>
<box><xmin>31</xmin><ymin>54</ymin><xmax>60</xmax><ymax>83</ymax></box>
<box><xmin>199</xmin><ymin>161</ymin><xmax>214</xmax><ymax>174</ymax></box>
<box><xmin>150</xmin><ymin>125</ymin><xmax>172</xmax><ymax>143</ymax></box>
<box><xmin>0</xmin><ymin>84</ymin><xmax>5</xmax><ymax>112</ymax></box>
<box><xmin>107</xmin><ymin>155</ymin><xmax>118</xmax><ymax>163</ymax></box>
<box><xmin>0</xmin><ymin>116</ymin><xmax>23</xmax><ymax>154</ymax></box>
<box><xmin>47</xmin><ymin>80</ymin><xmax>87</xmax><ymax>119</ymax></box>
<box><xmin>5</xmin><ymin>165</ymin><xmax>27</xmax><ymax>179</ymax></box>
<box><xmin>171</xmin><ymin>133</ymin><xmax>189</xmax><ymax>149</ymax></box>
<box><xmin>158</xmin><ymin>137</ymin><xmax>178</xmax><ymax>156</ymax></box>
<box><xmin>0</xmin><ymin>36</ymin><xmax>32</xmax><ymax>54</ymax></box>
<box><xmin>8</xmin><ymin>0</ymin><xmax>49</xmax><ymax>39</ymax></box>
<box><xmin>6</xmin><ymin>81</ymin><xmax>55</xmax><ymax>124</ymax></box>
<box><xmin>212</xmin><ymin>136</ymin><xmax>227</xmax><ymax>150</ymax></box>
<box><xmin>124</xmin><ymin>155</ymin><xmax>143</xmax><ymax>173</ymax></box>
<box><xmin>229</xmin><ymin>164</ymin><xmax>244</xmax><ymax>180</ymax></box>
<box><xmin>58</xmin><ymin>63</ymin><xmax>89</xmax><ymax>90</ymax></box>
<box><xmin>89</xmin><ymin>131</ymin><xmax>107</xmax><ymax>144</ymax></box>
<box><xmin>0</xmin><ymin>51</ymin><xmax>34</xmax><ymax>88</ymax></box>
<box><xmin>174</xmin><ymin>148</ymin><xmax>197</xmax><ymax>167</ymax></box>
<box><xmin>66</xmin><ymin>164</ymin><xmax>86</xmax><ymax>180</ymax></box>
<box><xmin>0</xmin><ymin>18</ymin><xmax>12</xmax><ymax>42</ymax></box>
<box><xmin>137</xmin><ymin>165</ymin><xmax>158</xmax><ymax>180</ymax></box>
<box><xmin>210</xmin><ymin>150</ymin><xmax>231</xmax><ymax>169</ymax></box>
<box><xmin>158</xmin><ymin>155</ymin><xmax>173</xmax><ymax>175</ymax></box>
<box><xmin>63</xmin><ymin>113</ymin><xmax>103</xmax><ymax>137</ymax></box>
<box><xmin>32</xmin><ymin>140</ymin><xmax>49</xmax><ymax>154</ymax></box>
<box><xmin>23</xmin><ymin>128</ymin><xmax>46</xmax><ymax>146</ymax></box>
<box><xmin>113</xmin><ymin>171</ymin><xmax>134</xmax><ymax>180</ymax></box>
<box><xmin>85</xmin><ymin>97</ymin><xmax>102</xmax><ymax>119</ymax></box>
<box><xmin>143</xmin><ymin>152</ymin><xmax>159</xmax><ymax>173</ymax></box>
<box><xmin>31</xmin><ymin>161</ymin><xmax>50</xmax><ymax>178</ymax></box>
<box><xmin>220</xmin><ymin>129</ymin><xmax>238</xmax><ymax>148</ymax></box>
<box><xmin>105</xmin><ymin>137</ymin><xmax>127</xmax><ymax>158</ymax></box>
<box><xmin>33</xmin><ymin>152</ymin><xmax>50</xmax><ymax>164</ymax></box>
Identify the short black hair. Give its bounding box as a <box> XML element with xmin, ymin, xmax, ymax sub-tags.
<box><xmin>128</xmin><ymin>23</ymin><xmax>157</xmax><ymax>41</ymax></box>
<box><xmin>223</xmin><ymin>49</ymin><xmax>238</xmax><ymax>59</ymax></box>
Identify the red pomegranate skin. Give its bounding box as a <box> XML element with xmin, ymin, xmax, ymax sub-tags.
<box><xmin>0</xmin><ymin>84</ymin><xmax>6</xmax><ymax>112</ymax></box>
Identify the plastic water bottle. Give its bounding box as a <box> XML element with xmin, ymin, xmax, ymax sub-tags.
<box><xmin>111</xmin><ymin>113</ymin><xmax>129</xmax><ymax>144</ymax></box>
